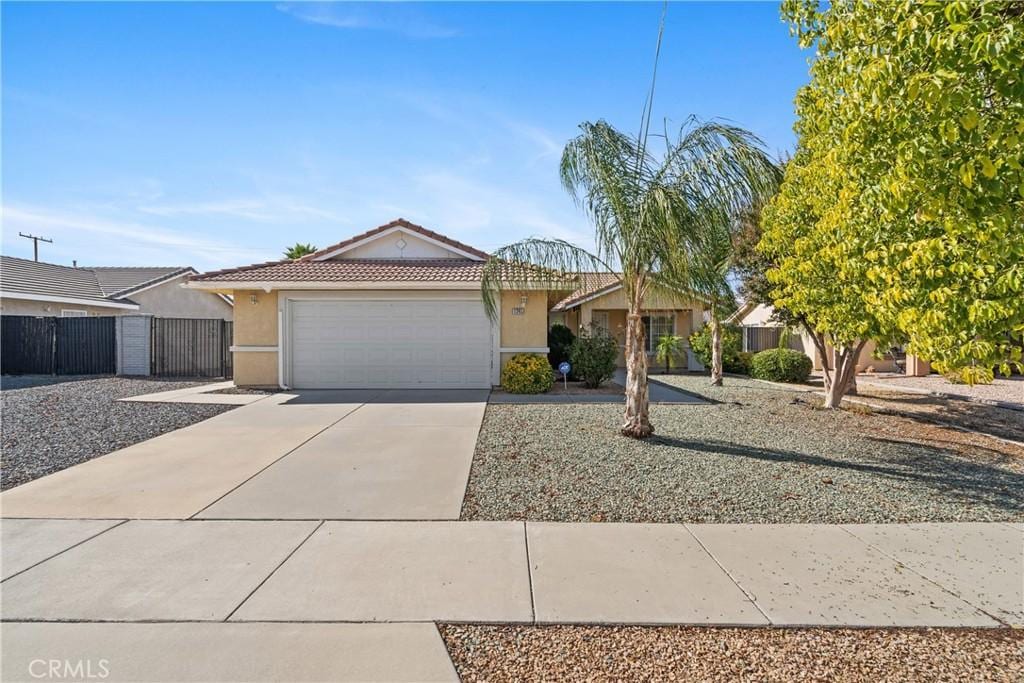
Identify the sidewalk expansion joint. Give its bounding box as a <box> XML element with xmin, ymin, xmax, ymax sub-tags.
<box><xmin>0</xmin><ymin>519</ymin><xmax>129</xmax><ymax>584</ymax></box>
<box><xmin>222</xmin><ymin>520</ymin><xmax>325</xmax><ymax>622</ymax></box>
<box><xmin>837</xmin><ymin>525</ymin><xmax>1009</xmax><ymax>627</ymax></box>
<box><xmin>186</xmin><ymin>403</ymin><xmax>368</xmax><ymax>519</ymax></box>
<box><xmin>683</xmin><ymin>524</ymin><xmax>773</xmax><ymax>626</ymax></box>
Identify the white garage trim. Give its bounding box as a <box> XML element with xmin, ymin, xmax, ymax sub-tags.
<box><xmin>278</xmin><ymin>290</ymin><xmax>499</xmax><ymax>389</ymax></box>
<box><xmin>500</xmin><ymin>347</ymin><xmax>550</xmax><ymax>353</ymax></box>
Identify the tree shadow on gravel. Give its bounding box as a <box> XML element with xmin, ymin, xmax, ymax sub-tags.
<box><xmin>651</xmin><ymin>436</ymin><xmax>1024</xmax><ymax>513</ymax></box>
<box><xmin>852</xmin><ymin>391</ymin><xmax>1024</xmax><ymax>442</ymax></box>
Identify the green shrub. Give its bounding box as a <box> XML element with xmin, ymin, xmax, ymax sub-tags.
<box><xmin>501</xmin><ymin>353</ymin><xmax>554</xmax><ymax>394</ymax></box>
<box><xmin>547</xmin><ymin>323</ymin><xmax>576</xmax><ymax>373</ymax></box>
<box><xmin>569</xmin><ymin>326</ymin><xmax>619</xmax><ymax>388</ymax></box>
<box><xmin>750</xmin><ymin>348</ymin><xmax>813</xmax><ymax>383</ymax></box>
<box><xmin>688</xmin><ymin>323</ymin><xmax>744</xmax><ymax>371</ymax></box>
<box><xmin>728</xmin><ymin>351</ymin><xmax>755</xmax><ymax>375</ymax></box>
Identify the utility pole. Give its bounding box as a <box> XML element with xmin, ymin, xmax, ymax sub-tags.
<box><xmin>18</xmin><ymin>233</ymin><xmax>53</xmax><ymax>262</ymax></box>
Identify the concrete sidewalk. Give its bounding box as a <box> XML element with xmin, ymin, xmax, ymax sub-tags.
<box><xmin>3</xmin><ymin>520</ymin><xmax>1019</xmax><ymax>628</ymax></box>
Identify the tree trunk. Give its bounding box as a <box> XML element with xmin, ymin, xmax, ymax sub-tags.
<box><xmin>823</xmin><ymin>341</ymin><xmax>866</xmax><ymax>409</ymax></box>
<box><xmin>709</xmin><ymin>310</ymin><xmax>724</xmax><ymax>386</ymax></box>
<box><xmin>622</xmin><ymin>306</ymin><xmax>653</xmax><ymax>438</ymax></box>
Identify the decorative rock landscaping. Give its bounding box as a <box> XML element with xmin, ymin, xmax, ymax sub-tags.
<box><xmin>462</xmin><ymin>375</ymin><xmax>1024</xmax><ymax>523</ymax></box>
<box><xmin>440</xmin><ymin>625</ymin><xmax>1024</xmax><ymax>683</ymax></box>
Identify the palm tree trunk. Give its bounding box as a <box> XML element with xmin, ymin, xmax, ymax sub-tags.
<box><xmin>710</xmin><ymin>309</ymin><xmax>724</xmax><ymax>386</ymax></box>
<box><xmin>622</xmin><ymin>303</ymin><xmax>653</xmax><ymax>438</ymax></box>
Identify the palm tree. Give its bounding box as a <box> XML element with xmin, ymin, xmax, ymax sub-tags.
<box><xmin>482</xmin><ymin>118</ymin><xmax>778</xmax><ymax>438</ymax></box>
<box><xmin>655</xmin><ymin>334</ymin><xmax>684</xmax><ymax>374</ymax></box>
<box><xmin>284</xmin><ymin>242</ymin><xmax>317</xmax><ymax>259</ymax></box>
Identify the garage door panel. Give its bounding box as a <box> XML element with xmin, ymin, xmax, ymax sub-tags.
<box><xmin>289</xmin><ymin>299</ymin><xmax>492</xmax><ymax>389</ymax></box>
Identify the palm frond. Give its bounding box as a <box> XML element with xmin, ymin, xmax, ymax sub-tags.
<box><xmin>480</xmin><ymin>238</ymin><xmax>614</xmax><ymax>321</ymax></box>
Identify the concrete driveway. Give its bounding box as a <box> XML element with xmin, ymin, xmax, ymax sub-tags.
<box><xmin>0</xmin><ymin>389</ymin><xmax>488</xmax><ymax>520</ymax></box>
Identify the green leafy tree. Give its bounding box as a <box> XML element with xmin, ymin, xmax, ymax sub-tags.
<box><xmin>764</xmin><ymin>0</ymin><xmax>1024</xmax><ymax>408</ymax></box>
<box><xmin>284</xmin><ymin>243</ymin><xmax>318</xmax><ymax>259</ymax></box>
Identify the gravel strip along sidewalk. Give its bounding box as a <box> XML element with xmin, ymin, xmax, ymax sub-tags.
<box><xmin>1</xmin><ymin>377</ymin><xmax>233</xmax><ymax>490</ymax></box>
<box><xmin>463</xmin><ymin>375</ymin><xmax>1024</xmax><ymax>523</ymax></box>
<box><xmin>440</xmin><ymin>625</ymin><xmax>1024</xmax><ymax>683</ymax></box>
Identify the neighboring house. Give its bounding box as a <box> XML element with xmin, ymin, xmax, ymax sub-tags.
<box><xmin>729</xmin><ymin>300</ymin><xmax>932</xmax><ymax>376</ymax></box>
<box><xmin>187</xmin><ymin>219</ymin><xmax>555</xmax><ymax>389</ymax></box>
<box><xmin>0</xmin><ymin>256</ymin><xmax>233</xmax><ymax>320</ymax></box>
<box><xmin>549</xmin><ymin>273</ymin><xmax>709</xmax><ymax>371</ymax></box>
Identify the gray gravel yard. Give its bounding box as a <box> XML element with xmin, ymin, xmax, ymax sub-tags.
<box><xmin>462</xmin><ymin>375</ymin><xmax>1024</xmax><ymax>523</ymax></box>
<box><xmin>441</xmin><ymin>625</ymin><xmax>1024</xmax><ymax>683</ymax></box>
<box><xmin>1</xmin><ymin>376</ymin><xmax>233</xmax><ymax>490</ymax></box>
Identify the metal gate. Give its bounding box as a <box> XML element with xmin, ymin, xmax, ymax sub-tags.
<box><xmin>151</xmin><ymin>318</ymin><xmax>233</xmax><ymax>378</ymax></box>
<box><xmin>1</xmin><ymin>315</ymin><xmax>116</xmax><ymax>375</ymax></box>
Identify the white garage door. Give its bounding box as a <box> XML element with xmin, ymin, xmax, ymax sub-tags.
<box><xmin>289</xmin><ymin>299</ymin><xmax>493</xmax><ymax>389</ymax></box>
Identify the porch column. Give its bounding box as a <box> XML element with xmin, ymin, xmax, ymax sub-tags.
<box><xmin>906</xmin><ymin>354</ymin><xmax>931</xmax><ymax>376</ymax></box>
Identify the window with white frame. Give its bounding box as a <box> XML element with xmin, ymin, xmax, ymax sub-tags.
<box><xmin>641</xmin><ymin>314</ymin><xmax>674</xmax><ymax>352</ymax></box>
<box><xmin>61</xmin><ymin>309</ymin><xmax>87</xmax><ymax>317</ymax></box>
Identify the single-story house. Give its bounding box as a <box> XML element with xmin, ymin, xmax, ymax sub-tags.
<box><xmin>549</xmin><ymin>273</ymin><xmax>709</xmax><ymax>371</ymax></box>
<box><xmin>0</xmin><ymin>256</ymin><xmax>233</xmax><ymax>320</ymax></box>
<box><xmin>189</xmin><ymin>219</ymin><xmax>711</xmax><ymax>389</ymax></box>
<box><xmin>187</xmin><ymin>219</ymin><xmax>557</xmax><ymax>389</ymax></box>
<box><xmin>729</xmin><ymin>300</ymin><xmax>932</xmax><ymax>376</ymax></box>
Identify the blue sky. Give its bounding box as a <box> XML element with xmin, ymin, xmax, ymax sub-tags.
<box><xmin>2</xmin><ymin>1</ymin><xmax>810</xmax><ymax>270</ymax></box>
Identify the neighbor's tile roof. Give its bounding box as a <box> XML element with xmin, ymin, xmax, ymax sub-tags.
<box><xmin>88</xmin><ymin>266</ymin><xmax>194</xmax><ymax>297</ymax></box>
<box><xmin>550</xmin><ymin>272</ymin><xmax>622</xmax><ymax>311</ymax></box>
<box><xmin>300</xmin><ymin>218</ymin><xmax>490</xmax><ymax>261</ymax></box>
<box><xmin>0</xmin><ymin>256</ymin><xmax>194</xmax><ymax>304</ymax></box>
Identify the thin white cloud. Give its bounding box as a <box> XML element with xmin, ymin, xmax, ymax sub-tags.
<box><xmin>277</xmin><ymin>2</ymin><xmax>459</xmax><ymax>39</ymax></box>
<box><xmin>137</xmin><ymin>197</ymin><xmax>343</xmax><ymax>223</ymax></box>
<box><xmin>1</xmin><ymin>204</ymin><xmax>276</xmax><ymax>268</ymax></box>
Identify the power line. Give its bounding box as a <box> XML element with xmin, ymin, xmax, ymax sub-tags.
<box><xmin>18</xmin><ymin>233</ymin><xmax>53</xmax><ymax>262</ymax></box>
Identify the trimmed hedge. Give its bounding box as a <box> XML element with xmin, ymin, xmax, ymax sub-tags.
<box><xmin>750</xmin><ymin>348</ymin><xmax>813</xmax><ymax>383</ymax></box>
<box><xmin>502</xmin><ymin>353</ymin><xmax>554</xmax><ymax>394</ymax></box>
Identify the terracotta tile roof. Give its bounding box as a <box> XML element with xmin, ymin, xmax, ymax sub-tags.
<box><xmin>191</xmin><ymin>258</ymin><xmax>487</xmax><ymax>283</ymax></box>
<box><xmin>300</xmin><ymin>218</ymin><xmax>489</xmax><ymax>261</ymax></box>
<box><xmin>550</xmin><ymin>272</ymin><xmax>622</xmax><ymax>311</ymax></box>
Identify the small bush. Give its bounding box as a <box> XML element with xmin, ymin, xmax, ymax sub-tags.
<box><xmin>501</xmin><ymin>353</ymin><xmax>554</xmax><ymax>394</ymax></box>
<box><xmin>750</xmin><ymin>348</ymin><xmax>813</xmax><ymax>383</ymax></box>
<box><xmin>728</xmin><ymin>351</ymin><xmax>755</xmax><ymax>375</ymax></box>
<box><xmin>569</xmin><ymin>326</ymin><xmax>619</xmax><ymax>388</ymax></box>
<box><xmin>689</xmin><ymin>323</ymin><xmax>744</xmax><ymax>372</ymax></box>
<box><xmin>547</xmin><ymin>324</ymin><xmax>576</xmax><ymax>373</ymax></box>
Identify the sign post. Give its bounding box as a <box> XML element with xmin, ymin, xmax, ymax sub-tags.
<box><xmin>558</xmin><ymin>361</ymin><xmax>571</xmax><ymax>393</ymax></box>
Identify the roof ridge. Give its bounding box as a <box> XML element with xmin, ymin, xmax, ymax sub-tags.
<box><xmin>298</xmin><ymin>218</ymin><xmax>489</xmax><ymax>262</ymax></box>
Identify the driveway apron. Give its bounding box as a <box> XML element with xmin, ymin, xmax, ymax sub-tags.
<box><xmin>196</xmin><ymin>389</ymin><xmax>487</xmax><ymax>520</ymax></box>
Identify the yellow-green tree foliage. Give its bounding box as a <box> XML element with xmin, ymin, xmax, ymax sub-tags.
<box><xmin>763</xmin><ymin>0</ymin><xmax>1024</xmax><ymax>382</ymax></box>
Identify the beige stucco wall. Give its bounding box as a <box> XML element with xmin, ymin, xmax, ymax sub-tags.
<box><xmin>234</xmin><ymin>352</ymin><xmax>278</xmax><ymax>387</ymax></box>
<box><xmin>233</xmin><ymin>290</ymin><xmax>279</xmax><ymax>345</ymax></box>
<box><xmin>132</xmin><ymin>279</ymin><xmax>233</xmax><ymax>320</ymax></box>
<box><xmin>499</xmin><ymin>290</ymin><xmax>548</xmax><ymax>349</ymax></box>
<box><xmin>0</xmin><ymin>298</ymin><xmax>133</xmax><ymax>317</ymax></box>
<box><xmin>231</xmin><ymin>290</ymin><xmax>279</xmax><ymax>386</ymax></box>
